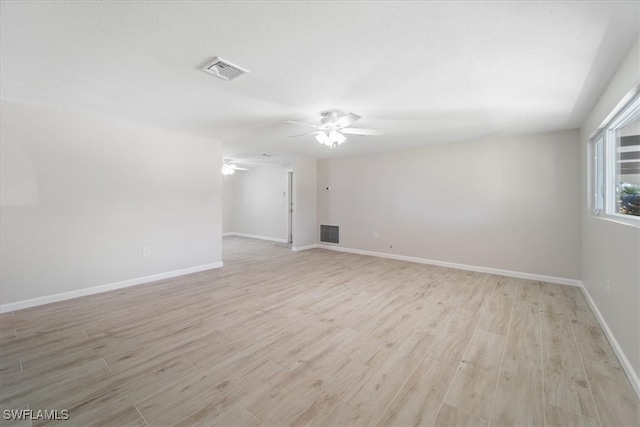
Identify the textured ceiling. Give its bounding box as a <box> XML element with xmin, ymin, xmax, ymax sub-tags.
<box><xmin>1</xmin><ymin>1</ymin><xmax>639</xmax><ymax>167</ymax></box>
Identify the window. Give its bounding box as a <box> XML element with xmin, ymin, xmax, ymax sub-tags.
<box><xmin>592</xmin><ymin>89</ymin><xmax>640</xmax><ymax>221</ymax></box>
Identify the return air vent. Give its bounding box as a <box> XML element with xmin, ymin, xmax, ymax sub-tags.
<box><xmin>320</xmin><ymin>225</ymin><xmax>339</xmax><ymax>244</ymax></box>
<box><xmin>201</xmin><ymin>57</ymin><xmax>249</xmax><ymax>80</ymax></box>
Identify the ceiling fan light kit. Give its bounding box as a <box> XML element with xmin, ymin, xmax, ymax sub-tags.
<box><xmin>316</xmin><ymin>130</ymin><xmax>346</xmax><ymax>149</ymax></box>
<box><xmin>221</xmin><ymin>159</ymin><xmax>250</xmax><ymax>176</ymax></box>
<box><xmin>222</xmin><ymin>165</ymin><xmax>236</xmax><ymax>175</ymax></box>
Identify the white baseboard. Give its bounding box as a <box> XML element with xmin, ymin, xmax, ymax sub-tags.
<box><xmin>291</xmin><ymin>244</ymin><xmax>319</xmax><ymax>252</ymax></box>
<box><xmin>579</xmin><ymin>285</ymin><xmax>640</xmax><ymax>399</ymax></box>
<box><xmin>0</xmin><ymin>262</ymin><xmax>223</xmax><ymax>314</ymax></box>
<box><xmin>315</xmin><ymin>244</ymin><xmax>582</xmax><ymax>286</ymax></box>
<box><xmin>223</xmin><ymin>232</ymin><xmax>288</xmax><ymax>243</ymax></box>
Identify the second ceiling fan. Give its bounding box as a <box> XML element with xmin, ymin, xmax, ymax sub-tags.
<box><xmin>287</xmin><ymin>110</ymin><xmax>382</xmax><ymax>149</ymax></box>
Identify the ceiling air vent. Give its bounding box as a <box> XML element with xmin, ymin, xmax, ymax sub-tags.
<box><xmin>201</xmin><ymin>57</ymin><xmax>249</xmax><ymax>81</ymax></box>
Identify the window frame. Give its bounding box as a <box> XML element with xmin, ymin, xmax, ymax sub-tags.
<box><xmin>593</xmin><ymin>134</ymin><xmax>604</xmax><ymax>215</ymax></box>
<box><xmin>590</xmin><ymin>87</ymin><xmax>640</xmax><ymax>226</ymax></box>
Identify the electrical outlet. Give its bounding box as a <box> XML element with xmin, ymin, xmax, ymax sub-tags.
<box><xmin>143</xmin><ymin>247</ymin><xmax>151</xmax><ymax>257</ymax></box>
<box><xmin>373</xmin><ymin>231</ymin><xmax>379</xmax><ymax>239</ymax></box>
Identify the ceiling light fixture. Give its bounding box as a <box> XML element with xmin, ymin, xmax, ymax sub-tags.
<box><xmin>316</xmin><ymin>130</ymin><xmax>347</xmax><ymax>149</ymax></box>
<box><xmin>287</xmin><ymin>111</ymin><xmax>381</xmax><ymax>149</ymax></box>
<box><xmin>222</xmin><ymin>165</ymin><xmax>236</xmax><ymax>175</ymax></box>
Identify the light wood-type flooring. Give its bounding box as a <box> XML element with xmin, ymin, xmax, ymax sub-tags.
<box><xmin>1</xmin><ymin>236</ymin><xmax>639</xmax><ymax>426</ymax></box>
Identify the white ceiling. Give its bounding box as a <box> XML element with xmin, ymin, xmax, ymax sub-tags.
<box><xmin>1</xmin><ymin>1</ymin><xmax>638</xmax><ymax>167</ymax></box>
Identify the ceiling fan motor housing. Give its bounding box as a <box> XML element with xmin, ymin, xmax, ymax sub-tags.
<box><xmin>320</xmin><ymin>110</ymin><xmax>342</xmax><ymax>126</ymax></box>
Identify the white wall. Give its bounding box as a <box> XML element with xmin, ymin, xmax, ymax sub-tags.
<box><xmin>222</xmin><ymin>175</ymin><xmax>237</xmax><ymax>234</ymax></box>
<box><xmin>580</xmin><ymin>37</ymin><xmax>640</xmax><ymax>380</ymax></box>
<box><xmin>317</xmin><ymin>129</ymin><xmax>581</xmax><ymax>280</ymax></box>
<box><xmin>292</xmin><ymin>157</ymin><xmax>317</xmax><ymax>249</ymax></box>
<box><xmin>223</xmin><ymin>165</ymin><xmax>289</xmax><ymax>241</ymax></box>
<box><xmin>0</xmin><ymin>100</ymin><xmax>222</xmax><ymax>307</ymax></box>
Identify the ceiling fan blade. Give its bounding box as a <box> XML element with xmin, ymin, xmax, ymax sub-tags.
<box><xmin>334</xmin><ymin>112</ymin><xmax>361</xmax><ymax>129</ymax></box>
<box><xmin>289</xmin><ymin>130</ymin><xmax>322</xmax><ymax>138</ymax></box>
<box><xmin>340</xmin><ymin>128</ymin><xmax>383</xmax><ymax>136</ymax></box>
<box><xmin>232</xmin><ymin>167</ymin><xmax>250</xmax><ymax>171</ymax></box>
<box><xmin>285</xmin><ymin>120</ymin><xmax>319</xmax><ymax>129</ymax></box>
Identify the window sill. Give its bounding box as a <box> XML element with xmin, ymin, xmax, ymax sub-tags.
<box><xmin>592</xmin><ymin>213</ymin><xmax>640</xmax><ymax>229</ymax></box>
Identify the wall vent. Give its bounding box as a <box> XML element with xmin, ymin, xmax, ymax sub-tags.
<box><xmin>201</xmin><ymin>57</ymin><xmax>249</xmax><ymax>80</ymax></box>
<box><xmin>320</xmin><ymin>225</ymin><xmax>339</xmax><ymax>244</ymax></box>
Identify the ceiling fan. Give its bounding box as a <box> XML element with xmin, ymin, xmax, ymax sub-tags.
<box><xmin>222</xmin><ymin>159</ymin><xmax>249</xmax><ymax>176</ymax></box>
<box><xmin>287</xmin><ymin>110</ymin><xmax>382</xmax><ymax>149</ymax></box>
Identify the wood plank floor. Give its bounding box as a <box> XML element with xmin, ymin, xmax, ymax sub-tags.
<box><xmin>1</xmin><ymin>236</ymin><xmax>638</xmax><ymax>426</ymax></box>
